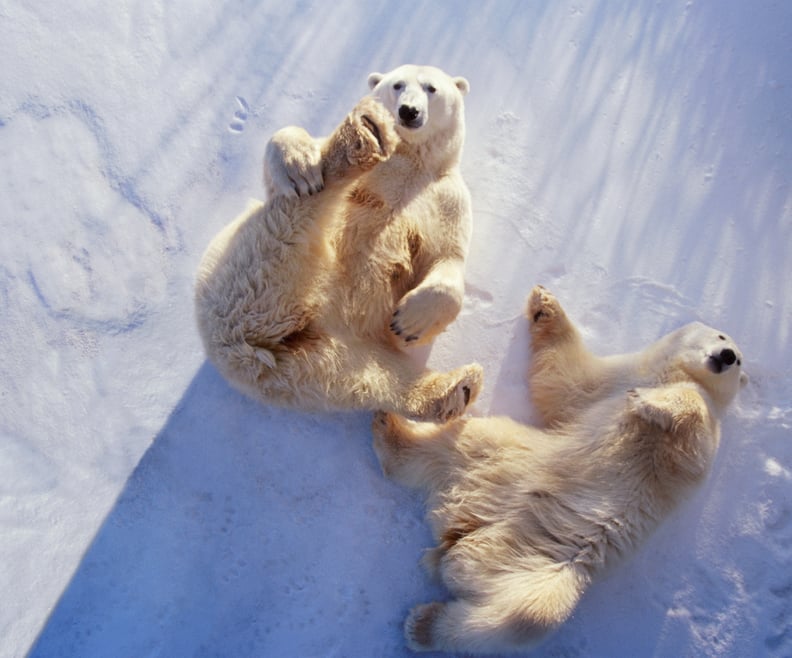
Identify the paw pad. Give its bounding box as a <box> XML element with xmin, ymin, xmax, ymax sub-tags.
<box><xmin>527</xmin><ymin>285</ymin><xmax>565</xmax><ymax>330</ymax></box>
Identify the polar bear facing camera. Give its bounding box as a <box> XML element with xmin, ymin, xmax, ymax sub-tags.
<box><xmin>373</xmin><ymin>286</ymin><xmax>747</xmax><ymax>654</ymax></box>
<box><xmin>195</xmin><ymin>65</ymin><xmax>482</xmax><ymax>420</ymax></box>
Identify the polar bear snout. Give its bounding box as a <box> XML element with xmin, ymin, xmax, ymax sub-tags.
<box><xmin>720</xmin><ymin>348</ymin><xmax>737</xmax><ymax>366</ymax></box>
<box><xmin>398</xmin><ymin>104</ymin><xmax>424</xmax><ymax>128</ymax></box>
<box><xmin>707</xmin><ymin>347</ymin><xmax>739</xmax><ymax>374</ymax></box>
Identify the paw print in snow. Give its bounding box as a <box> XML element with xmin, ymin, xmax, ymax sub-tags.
<box><xmin>228</xmin><ymin>96</ymin><xmax>249</xmax><ymax>133</ymax></box>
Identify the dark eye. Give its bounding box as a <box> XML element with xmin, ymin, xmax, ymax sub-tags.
<box><xmin>426</xmin><ymin>84</ymin><xmax>436</xmax><ymax>94</ymax></box>
<box><xmin>718</xmin><ymin>335</ymin><xmax>726</xmax><ymax>340</ymax></box>
<box><xmin>393</xmin><ymin>82</ymin><xmax>404</xmax><ymax>91</ymax></box>
<box><xmin>737</xmin><ymin>359</ymin><xmax>741</xmax><ymax>366</ymax></box>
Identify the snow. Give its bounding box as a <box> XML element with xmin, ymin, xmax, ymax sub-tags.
<box><xmin>1</xmin><ymin>1</ymin><xmax>790</xmax><ymax>656</ymax></box>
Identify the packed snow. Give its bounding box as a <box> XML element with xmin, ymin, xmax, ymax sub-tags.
<box><xmin>1</xmin><ymin>1</ymin><xmax>790</xmax><ymax>656</ymax></box>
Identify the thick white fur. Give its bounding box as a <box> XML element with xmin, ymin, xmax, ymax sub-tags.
<box><xmin>373</xmin><ymin>285</ymin><xmax>747</xmax><ymax>653</ymax></box>
<box><xmin>195</xmin><ymin>66</ymin><xmax>482</xmax><ymax>420</ymax></box>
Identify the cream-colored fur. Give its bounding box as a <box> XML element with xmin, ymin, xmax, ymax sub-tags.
<box><xmin>195</xmin><ymin>66</ymin><xmax>482</xmax><ymax>420</ymax></box>
<box><xmin>373</xmin><ymin>285</ymin><xmax>747</xmax><ymax>654</ymax></box>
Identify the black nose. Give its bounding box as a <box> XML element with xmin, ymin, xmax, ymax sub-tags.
<box><xmin>399</xmin><ymin>105</ymin><xmax>419</xmax><ymax>122</ymax></box>
<box><xmin>720</xmin><ymin>348</ymin><xmax>736</xmax><ymax>365</ymax></box>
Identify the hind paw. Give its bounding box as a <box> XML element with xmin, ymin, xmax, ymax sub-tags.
<box><xmin>390</xmin><ymin>285</ymin><xmax>461</xmax><ymax>347</ymax></box>
<box><xmin>430</xmin><ymin>363</ymin><xmax>483</xmax><ymax>423</ymax></box>
<box><xmin>263</xmin><ymin>126</ymin><xmax>324</xmax><ymax>198</ymax></box>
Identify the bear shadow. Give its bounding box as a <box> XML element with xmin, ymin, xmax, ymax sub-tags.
<box><xmin>29</xmin><ymin>350</ymin><xmax>678</xmax><ymax>658</ymax></box>
<box><xmin>28</xmin><ymin>362</ymin><xmax>444</xmax><ymax>658</ymax></box>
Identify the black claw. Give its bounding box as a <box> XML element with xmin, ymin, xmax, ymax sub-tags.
<box><xmin>405</xmin><ymin>335</ymin><xmax>418</xmax><ymax>343</ymax></box>
<box><xmin>393</xmin><ymin>309</ymin><xmax>400</xmax><ymax>317</ymax></box>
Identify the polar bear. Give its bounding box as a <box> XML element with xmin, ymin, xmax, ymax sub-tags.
<box><xmin>195</xmin><ymin>66</ymin><xmax>482</xmax><ymax>420</ymax></box>
<box><xmin>373</xmin><ymin>285</ymin><xmax>747</xmax><ymax>654</ymax></box>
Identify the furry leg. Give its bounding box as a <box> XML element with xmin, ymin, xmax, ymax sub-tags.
<box><xmin>350</xmin><ymin>343</ymin><xmax>482</xmax><ymax>422</ymax></box>
<box><xmin>526</xmin><ymin>286</ymin><xmax>600</xmax><ymax>427</ymax></box>
<box><xmin>220</xmin><ymin>330</ymin><xmax>482</xmax><ymax>418</ymax></box>
<box><xmin>371</xmin><ymin>411</ymin><xmax>463</xmax><ymax>488</ymax></box>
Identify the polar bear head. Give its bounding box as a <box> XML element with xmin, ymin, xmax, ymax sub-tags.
<box><xmin>367</xmin><ymin>64</ymin><xmax>469</xmax><ymax>146</ymax></box>
<box><xmin>667</xmin><ymin>322</ymin><xmax>747</xmax><ymax>409</ymax></box>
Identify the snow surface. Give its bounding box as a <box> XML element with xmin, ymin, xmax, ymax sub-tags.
<box><xmin>2</xmin><ymin>1</ymin><xmax>790</xmax><ymax>656</ymax></box>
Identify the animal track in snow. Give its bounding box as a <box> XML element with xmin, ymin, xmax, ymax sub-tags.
<box><xmin>3</xmin><ymin>108</ymin><xmax>168</xmax><ymax>332</ymax></box>
<box><xmin>228</xmin><ymin>96</ymin><xmax>249</xmax><ymax>133</ymax></box>
<box><xmin>464</xmin><ymin>282</ymin><xmax>494</xmax><ymax>304</ymax></box>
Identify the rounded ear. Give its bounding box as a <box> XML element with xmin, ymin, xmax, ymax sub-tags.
<box><xmin>368</xmin><ymin>72</ymin><xmax>384</xmax><ymax>90</ymax></box>
<box><xmin>454</xmin><ymin>76</ymin><xmax>470</xmax><ymax>96</ymax></box>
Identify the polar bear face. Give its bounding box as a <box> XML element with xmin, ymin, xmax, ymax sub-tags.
<box><xmin>367</xmin><ymin>65</ymin><xmax>469</xmax><ymax>143</ymax></box>
<box><xmin>669</xmin><ymin>322</ymin><xmax>747</xmax><ymax>407</ymax></box>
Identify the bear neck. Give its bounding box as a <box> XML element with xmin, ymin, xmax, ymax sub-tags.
<box><xmin>401</xmin><ymin>121</ymin><xmax>465</xmax><ymax>175</ymax></box>
<box><xmin>670</xmin><ymin>362</ymin><xmax>737</xmax><ymax>415</ymax></box>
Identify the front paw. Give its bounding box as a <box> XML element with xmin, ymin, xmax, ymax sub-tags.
<box><xmin>390</xmin><ymin>286</ymin><xmax>461</xmax><ymax>347</ymax></box>
<box><xmin>263</xmin><ymin>126</ymin><xmax>324</xmax><ymax>198</ymax></box>
<box><xmin>527</xmin><ymin>284</ymin><xmax>578</xmax><ymax>350</ymax></box>
<box><xmin>527</xmin><ymin>285</ymin><xmax>564</xmax><ymax>326</ymax></box>
<box><xmin>343</xmin><ymin>97</ymin><xmax>399</xmax><ymax>167</ymax></box>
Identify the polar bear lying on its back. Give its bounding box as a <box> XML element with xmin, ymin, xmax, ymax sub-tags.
<box><xmin>195</xmin><ymin>66</ymin><xmax>482</xmax><ymax>421</ymax></box>
<box><xmin>373</xmin><ymin>286</ymin><xmax>747</xmax><ymax>654</ymax></box>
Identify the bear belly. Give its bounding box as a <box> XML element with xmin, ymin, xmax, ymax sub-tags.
<box><xmin>325</xmin><ymin>218</ymin><xmax>418</xmax><ymax>341</ymax></box>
